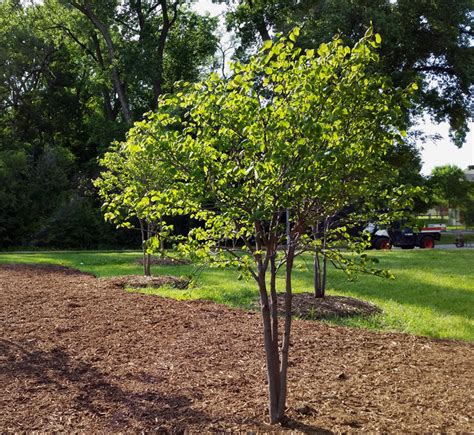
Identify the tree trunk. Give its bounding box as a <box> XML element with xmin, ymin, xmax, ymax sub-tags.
<box><xmin>70</xmin><ymin>1</ymin><xmax>132</xmax><ymax>125</ymax></box>
<box><xmin>139</xmin><ymin>219</ymin><xmax>148</xmax><ymax>276</ymax></box>
<box><xmin>269</xmin><ymin>255</ymin><xmax>280</xmax><ymax>405</ymax></box>
<box><xmin>144</xmin><ymin>222</ymin><xmax>152</xmax><ymax>276</ymax></box>
<box><xmin>159</xmin><ymin>222</ymin><xmax>165</xmax><ymax>251</ymax></box>
<box><xmin>257</xmin><ymin>261</ymin><xmax>280</xmax><ymax>424</ymax></box>
<box><xmin>277</xmin><ymin>246</ymin><xmax>294</xmax><ymax>419</ymax></box>
<box><xmin>314</xmin><ymin>249</ymin><xmax>324</xmax><ymax>298</ymax></box>
<box><xmin>247</xmin><ymin>0</ymin><xmax>271</xmax><ymax>41</ymax></box>
<box><xmin>152</xmin><ymin>0</ymin><xmax>177</xmax><ymax>108</ymax></box>
<box><xmin>145</xmin><ymin>253</ymin><xmax>151</xmax><ymax>276</ymax></box>
<box><xmin>90</xmin><ymin>31</ymin><xmax>116</xmax><ymax>121</ymax></box>
<box><xmin>314</xmin><ymin>219</ymin><xmax>329</xmax><ymax>298</ymax></box>
<box><xmin>321</xmin><ymin>253</ymin><xmax>327</xmax><ymax>297</ymax></box>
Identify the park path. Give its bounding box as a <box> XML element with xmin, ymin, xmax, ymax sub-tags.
<box><xmin>1</xmin><ymin>264</ymin><xmax>472</xmax><ymax>432</ymax></box>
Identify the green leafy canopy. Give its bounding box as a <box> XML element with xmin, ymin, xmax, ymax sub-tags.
<box><xmin>98</xmin><ymin>27</ymin><xmax>419</xmax><ymax>276</ymax></box>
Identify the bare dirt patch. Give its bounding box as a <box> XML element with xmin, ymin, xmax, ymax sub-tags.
<box><xmin>1</xmin><ymin>264</ymin><xmax>472</xmax><ymax>432</ymax></box>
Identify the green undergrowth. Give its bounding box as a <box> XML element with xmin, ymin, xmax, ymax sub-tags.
<box><xmin>1</xmin><ymin>249</ymin><xmax>472</xmax><ymax>341</ymax></box>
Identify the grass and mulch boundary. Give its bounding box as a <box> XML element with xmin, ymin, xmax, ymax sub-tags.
<box><xmin>0</xmin><ymin>249</ymin><xmax>472</xmax><ymax>341</ymax></box>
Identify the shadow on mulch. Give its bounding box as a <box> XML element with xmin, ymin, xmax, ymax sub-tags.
<box><xmin>0</xmin><ymin>338</ymin><xmax>208</xmax><ymax>430</ymax></box>
<box><xmin>282</xmin><ymin>417</ymin><xmax>334</xmax><ymax>434</ymax></box>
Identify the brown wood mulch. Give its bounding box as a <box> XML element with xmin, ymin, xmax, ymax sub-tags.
<box><xmin>1</xmin><ymin>264</ymin><xmax>472</xmax><ymax>433</ymax></box>
<box><xmin>104</xmin><ymin>275</ymin><xmax>189</xmax><ymax>290</ymax></box>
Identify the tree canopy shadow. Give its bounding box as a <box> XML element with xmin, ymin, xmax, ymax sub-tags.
<box><xmin>281</xmin><ymin>416</ymin><xmax>333</xmax><ymax>434</ymax></box>
<box><xmin>0</xmin><ymin>338</ymin><xmax>210</xmax><ymax>430</ymax></box>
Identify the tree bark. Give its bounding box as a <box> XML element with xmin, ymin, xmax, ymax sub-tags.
<box><xmin>139</xmin><ymin>219</ymin><xmax>147</xmax><ymax>276</ymax></box>
<box><xmin>90</xmin><ymin>31</ymin><xmax>116</xmax><ymax>121</ymax></box>
<box><xmin>257</xmin><ymin>260</ymin><xmax>280</xmax><ymax>424</ymax></box>
<box><xmin>314</xmin><ymin>219</ymin><xmax>329</xmax><ymax>298</ymax></box>
<box><xmin>247</xmin><ymin>0</ymin><xmax>271</xmax><ymax>41</ymax></box>
<box><xmin>145</xmin><ymin>222</ymin><xmax>152</xmax><ymax>276</ymax></box>
<box><xmin>314</xmin><ymin>249</ymin><xmax>323</xmax><ymax>298</ymax></box>
<box><xmin>269</xmin><ymin>254</ymin><xmax>280</xmax><ymax>403</ymax></box>
<box><xmin>152</xmin><ymin>0</ymin><xmax>178</xmax><ymax>108</ymax></box>
<box><xmin>70</xmin><ymin>1</ymin><xmax>133</xmax><ymax>125</ymax></box>
<box><xmin>159</xmin><ymin>221</ymin><xmax>165</xmax><ymax>251</ymax></box>
<box><xmin>277</xmin><ymin>245</ymin><xmax>294</xmax><ymax>419</ymax></box>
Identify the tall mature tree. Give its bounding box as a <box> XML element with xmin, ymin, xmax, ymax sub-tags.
<box><xmin>52</xmin><ymin>0</ymin><xmax>219</xmax><ymax>124</ymax></box>
<box><xmin>428</xmin><ymin>164</ymin><xmax>473</xmax><ymax>217</ymax></box>
<box><xmin>222</xmin><ymin>0</ymin><xmax>473</xmax><ymax>147</ymax></box>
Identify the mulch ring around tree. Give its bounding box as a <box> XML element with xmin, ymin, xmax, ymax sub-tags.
<box><xmin>287</xmin><ymin>293</ymin><xmax>381</xmax><ymax>319</ymax></box>
<box><xmin>104</xmin><ymin>274</ymin><xmax>189</xmax><ymax>289</ymax></box>
<box><xmin>1</xmin><ymin>263</ymin><xmax>472</xmax><ymax>433</ymax></box>
<box><xmin>251</xmin><ymin>293</ymin><xmax>381</xmax><ymax>319</ymax></box>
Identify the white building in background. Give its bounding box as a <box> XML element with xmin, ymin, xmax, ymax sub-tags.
<box><xmin>446</xmin><ymin>166</ymin><xmax>473</xmax><ymax>226</ymax></box>
<box><xmin>465</xmin><ymin>165</ymin><xmax>474</xmax><ymax>182</ymax></box>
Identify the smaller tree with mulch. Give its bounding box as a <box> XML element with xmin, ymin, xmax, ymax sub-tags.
<box><xmin>94</xmin><ymin>138</ymin><xmax>177</xmax><ymax>276</ymax></box>
<box><xmin>103</xmin><ymin>28</ymin><xmax>416</xmax><ymax>424</ymax></box>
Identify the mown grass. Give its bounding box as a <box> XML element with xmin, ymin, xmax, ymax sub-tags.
<box><xmin>1</xmin><ymin>249</ymin><xmax>472</xmax><ymax>341</ymax></box>
<box><xmin>440</xmin><ymin>232</ymin><xmax>474</xmax><ymax>245</ymax></box>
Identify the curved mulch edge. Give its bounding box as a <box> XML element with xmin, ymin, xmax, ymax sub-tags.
<box><xmin>253</xmin><ymin>293</ymin><xmax>381</xmax><ymax>319</ymax></box>
<box><xmin>0</xmin><ymin>264</ymin><xmax>190</xmax><ymax>290</ymax></box>
<box><xmin>0</xmin><ymin>263</ymin><xmax>95</xmax><ymax>277</ymax></box>
<box><xmin>103</xmin><ymin>275</ymin><xmax>190</xmax><ymax>290</ymax></box>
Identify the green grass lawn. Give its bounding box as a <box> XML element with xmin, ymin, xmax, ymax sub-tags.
<box><xmin>440</xmin><ymin>232</ymin><xmax>474</xmax><ymax>245</ymax></box>
<box><xmin>1</xmin><ymin>249</ymin><xmax>472</xmax><ymax>341</ymax></box>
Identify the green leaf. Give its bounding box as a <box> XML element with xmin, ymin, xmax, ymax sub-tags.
<box><xmin>317</xmin><ymin>43</ymin><xmax>329</xmax><ymax>57</ymax></box>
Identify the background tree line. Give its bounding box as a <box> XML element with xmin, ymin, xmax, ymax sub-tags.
<box><xmin>0</xmin><ymin>0</ymin><xmax>472</xmax><ymax>248</ymax></box>
<box><xmin>0</xmin><ymin>0</ymin><xmax>218</xmax><ymax>248</ymax></box>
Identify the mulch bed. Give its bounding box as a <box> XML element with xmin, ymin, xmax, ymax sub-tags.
<box><xmin>1</xmin><ymin>264</ymin><xmax>472</xmax><ymax>432</ymax></box>
<box><xmin>252</xmin><ymin>293</ymin><xmax>382</xmax><ymax>319</ymax></box>
<box><xmin>104</xmin><ymin>275</ymin><xmax>189</xmax><ymax>290</ymax></box>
